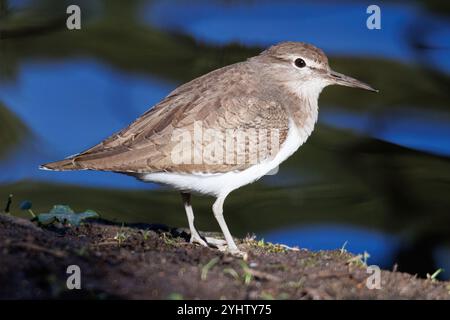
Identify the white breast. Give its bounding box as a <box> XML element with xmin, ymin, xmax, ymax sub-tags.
<box><xmin>141</xmin><ymin>118</ymin><xmax>314</xmax><ymax>197</ymax></box>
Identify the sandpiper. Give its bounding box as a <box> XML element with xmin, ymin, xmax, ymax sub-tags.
<box><xmin>41</xmin><ymin>42</ymin><xmax>377</xmax><ymax>256</ymax></box>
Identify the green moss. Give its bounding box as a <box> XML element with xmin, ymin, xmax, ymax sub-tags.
<box><xmin>248</xmin><ymin>238</ymin><xmax>288</xmax><ymax>253</ymax></box>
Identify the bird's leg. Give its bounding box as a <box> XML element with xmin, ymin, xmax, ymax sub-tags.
<box><xmin>212</xmin><ymin>195</ymin><xmax>245</xmax><ymax>257</ymax></box>
<box><xmin>181</xmin><ymin>192</ymin><xmax>207</xmax><ymax>247</ymax></box>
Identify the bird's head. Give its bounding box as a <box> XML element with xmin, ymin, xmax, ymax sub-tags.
<box><xmin>254</xmin><ymin>41</ymin><xmax>378</xmax><ymax>96</ymax></box>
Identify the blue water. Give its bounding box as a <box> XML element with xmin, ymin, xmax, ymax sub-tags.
<box><xmin>265</xmin><ymin>227</ymin><xmax>449</xmax><ymax>278</ymax></box>
<box><xmin>0</xmin><ymin>59</ymin><xmax>175</xmax><ymax>188</ymax></box>
<box><xmin>321</xmin><ymin>107</ymin><xmax>450</xmax><ymax>157</ymax></box>
<box><xmin>263</xmin><ymin>224</ymin><xmax>400</xmax><ymax>268</ymax></box>
<box><xmin>143</xmin><ymin>0</ymin><xmax>450</xmax><ymax>73</ymax></box>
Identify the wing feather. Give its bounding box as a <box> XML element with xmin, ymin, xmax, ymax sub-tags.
<box><xmin>43</xmin><ymin>63</ymin><xmax>290</xmax><ymax>174</ymax></box>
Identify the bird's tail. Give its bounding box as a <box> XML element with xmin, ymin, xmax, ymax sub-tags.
<box><xmin>40</xmin><ymin>158</ymin><xmax>80</xmax><ymax>171</ymax></box>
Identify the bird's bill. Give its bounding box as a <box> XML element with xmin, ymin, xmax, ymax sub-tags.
<box><xmin>329</xmin><ymin>70</ymin><xmax>378</xmax><ymax>92</ymax></box>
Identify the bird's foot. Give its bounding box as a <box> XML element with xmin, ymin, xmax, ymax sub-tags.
<box><xmin>204</xmin><ymin>236</ymin><xmax>227</xmax><ymax>248</ymax></box>
<box><xmin>190</xmin><ymin>233</ymin><xmax>208</xmax><ymax>247</ymax></box>
<box><xmin>216</xmin><ymin>244</ymin><xmax>248</xmax><ymax>259</ymax></box>
<box><xmin>189</xmin><ymin>234</ymin><xmax>226</xmax><ymax>248</ymax></box>
<box><xmin>190</xmin><ymin>234</ymin><xmax>247</xmax><ymax>259</ymax></box>
<box><xmin>228</xmin><ymin>248</ymin><xmax>248</xmax><ymax>260</ymax></box>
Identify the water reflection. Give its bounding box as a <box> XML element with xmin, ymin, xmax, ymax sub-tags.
<box><xmin>0</xmin><ymin>59</ymin><xmax>174</xmax><ymax>188</ymax></box>
<box><xmin>263</xmin><ymin>224</ymin><xmax>400</xmax><ymax>268</ymax></box>
<box><xmin>144</xmin><ymin>0</ymin><xmax>450</xmax><ymax>73</ymax></box>
<box><xmin>321</xmin><ymin>107</ymin><xmax>450</xmax><ymax>157</ymax></box>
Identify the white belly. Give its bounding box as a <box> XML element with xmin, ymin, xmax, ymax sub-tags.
<box><xmin>141</xmin><ymin>120</ymin><xmax>309</xmax><ymax>197</ymax></box>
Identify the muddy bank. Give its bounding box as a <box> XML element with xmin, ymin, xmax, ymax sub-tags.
<box><xmin>0</xmin><ymin>214</ymin><xmax>449</xmax><ymax>299</ymax></box>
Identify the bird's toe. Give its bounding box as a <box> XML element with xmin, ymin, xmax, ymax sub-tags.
<box><xmin>228</xmin><ymin>248</ymin><xmax>248</xmax><ymax>260</ymax></box>
<box><xmin>190</xmin><ymin>234</ymin><xmax>208</xmax><ymax>247</ymax></box>
<box><xmin>217</xmin><ymin>245</ymin><xmax>247</xmax><ymax>259</ymax></box>
<box><xmin>204</xmin><ymin>236</ymin><xmax>227</xmax><ymax>247</ymax></box>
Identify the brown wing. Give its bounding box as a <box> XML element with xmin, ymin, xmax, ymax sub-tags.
<box><xmin>42</xmin><ymin>63</ymin><xmax>290</xmax><ymax>174</ymax></box>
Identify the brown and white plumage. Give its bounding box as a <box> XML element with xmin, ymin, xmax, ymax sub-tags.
<box><xmin>41</xmin><ymin>42</ymin><xmax>376</xmax><ymax>256</ymax></box>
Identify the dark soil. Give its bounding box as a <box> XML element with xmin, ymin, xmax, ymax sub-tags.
<box><xmin>0</xmin><ymin>214</ymin><xmax>449</xmax><ymax>300</ymax></box>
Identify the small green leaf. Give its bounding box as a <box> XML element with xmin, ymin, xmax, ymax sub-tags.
<box><xmin>36</xmin><ymin>205</ymin><xmax>98</xmax><ymax>226</ymax></box>
<box><xmin>167</xmin><ymin>293</ymin><xmax>183</xmax><ymax>300</ymax></box>
<box><xmin>49</xmin><ymin>205</ymin><xmax>74</xmax><ymax>214</ymax></box>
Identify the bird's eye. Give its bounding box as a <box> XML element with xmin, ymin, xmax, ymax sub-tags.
<box><xmin>294</xmin><ymin>58</ymin><xmax>306</xmax><ymax>68</ymax></box>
